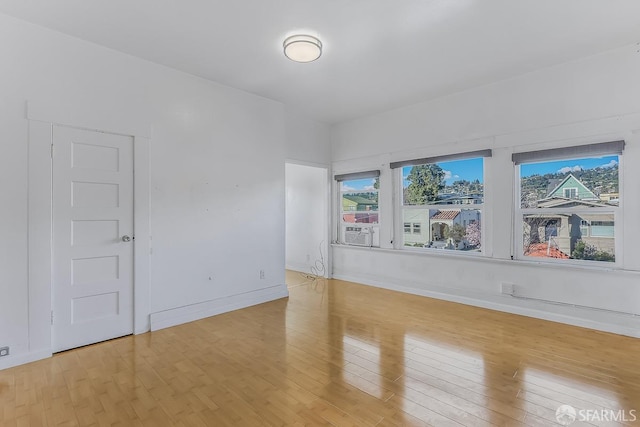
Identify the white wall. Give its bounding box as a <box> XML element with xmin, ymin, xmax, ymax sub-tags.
<box><xmin>331</xmin><ymin>43</ymin><xmax>640</xmax><ymax>337</ymax></box>
<box><xmin>0</xmin><ymin>14</ymin><xmax>289</xmax><ymax>369</ymax></box>
<box><xmin>284</xmin><ymin>108</ymin><xmax>331</xmax><ymax>278</ymax></box>
<box><xmin>285</xmin><ymin>163</ymin><xmax>328</xmax><ymax>275</ymax></box>
<box><xmin>285</xmin><ymin>107</ymin><xmax>331</xmax><ymax>165</ymax></box>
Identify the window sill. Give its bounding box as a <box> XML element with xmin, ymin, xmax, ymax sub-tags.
<box><xmin>332</xmin><ymin>242</ymin><xmax>486</xmax><ymax>261</ymax></box>
<box><xmin>331</xmin><ymin>243</ymin><xmax>640</xmax><ymax>274</ymax></box>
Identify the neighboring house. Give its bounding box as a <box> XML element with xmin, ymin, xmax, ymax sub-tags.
<box><xmin>403</xmin><ymin>204</ymin><xmax>481</xmax><ymax>248</ymax></box>
<box><xmin>429</xmin><ymin>209</ymin><xmax>480</xmax><ymax>242</ymax></box>
<box><xmin>342</xmin><ymin>194</ymin><xmax>379</xmax><ymax>223</ymax></box>
<box><xmin>523</xmin><ymin>174</ymin><xmax>615</xmax><ymax>258</ymax></box>
<box><xmin>430</xmin><ymin>210</ymin><xmax>459</xmax><ymax>241</ymax></box>
<box><xmin>571</xmin><ymin>213</ymin><xmax>615</xmax><ymax>253</ymax></box>
<box><xmin>403</xmin><ymin>208</ymin><xmax>431</xmax><ymax>245</ymax></box>
<box><xmin>543</xmin><ymin>173</ymin><xmax>598</xmax><ymax>202</ymax></box>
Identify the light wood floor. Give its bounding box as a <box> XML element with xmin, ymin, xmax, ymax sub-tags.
<box><xmin>1</xmin><ymin>272</ymin><xmax>639</xmax><ymax>426</ymax></box>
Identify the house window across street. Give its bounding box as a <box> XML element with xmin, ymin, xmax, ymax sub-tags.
<box><xmin>412</xmin><ymin>223</ymin><xmax>421</xmax><ymax>234</ymax></box>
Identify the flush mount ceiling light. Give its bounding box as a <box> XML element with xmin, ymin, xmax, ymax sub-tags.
<box><xmin>283</xmin><ymin>34</ymin><xmax>322</xmax><ymax>63</ymax></box>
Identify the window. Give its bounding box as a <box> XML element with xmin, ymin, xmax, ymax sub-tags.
<box><xmin>580</xmin><ymin>220</ymin><xmax>590</xmax><ymax>237</ymax></box>
<box><xmin>336</xmin><ymin>170</ymin><xmax>380</xmax><ymax>247</ymax></box>
<box><xmin>590</xmin><ymin>220</ymin><xmax>615</xmax><ymax>237</ymax></box>
<box><xmin>391</xmin><ymin>150</ymin><xmax>490</xmax><ymax>252</ymax></box>
<box><xmin>563</xmin><ymin>188</ymin><xmax>578</xmax><ymax>199</ymax></box>
<box><xmin>514</xmin><ymin>141</ymin><xmax>623</xmax><ymax>264</ymax></box>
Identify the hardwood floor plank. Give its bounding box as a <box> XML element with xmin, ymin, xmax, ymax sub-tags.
<box><xmin>1</xmin><ymin>272</ymin><xmax>639</xmax><ymax>426</ymax></box>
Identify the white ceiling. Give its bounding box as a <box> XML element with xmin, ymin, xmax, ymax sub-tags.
<box><xmin>1</xmin><ymin>0</ymin><xmax>640</xmax><ymax>124</ymax></box>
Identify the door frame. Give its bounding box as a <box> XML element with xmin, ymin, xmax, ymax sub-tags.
<box><xmin>284</xmin><ymin>159</ymin><xmax>332</xmax><ymax>279</ymax></box>
<box><xmin>27</xmin><ymin>100</ymin><xmax>151</xmax><ymax>358</ymax></box>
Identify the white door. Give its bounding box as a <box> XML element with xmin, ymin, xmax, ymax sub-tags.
<box><xmin>52</xmin><ymin>126</ymin><xmax>134</xmax><ymax>352</ymax></box>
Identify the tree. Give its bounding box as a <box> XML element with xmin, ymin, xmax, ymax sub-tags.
<box><xmin>405</xmin><ymin>164</ymin><xmax>445</xmax><ymax>205</ymax></box>
<box><xmin>522</xmin><ymin>217</ymin><xmax>556</xmax><ymax>250</ymax></box>
<box><xmin>571</xmin><ymin>240</ymin><xmax>615</xmax><ymax>262</ymax></box>
<box><xmin>465</xmin><ymin>222</ymin><xmax>481</xmax><ymax>247</ymax></box>
<box><xmin>445</xmin><ymin>224</ymin><xmax>466</xmax><ymax>243</ymax></box>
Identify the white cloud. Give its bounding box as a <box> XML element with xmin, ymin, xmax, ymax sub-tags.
<box><xmin>341</xmin><ymin>185</ymin><xmax>356</xmax><ymax>191</ymax></box>
<box><xmin>443</xmin><ymin>170</ymin><xmax>452</xmax><ymax>180</ymax></box>
<box><xmin>558</xmin><ymin>165</ymin><xmax>583</xmax><ymax>174</ymax></box>
<box><xmin>454</xmin><ymin>174</ymin><xmax>460</xmax><ymax>179</ymax></box>
<box><xmin>363</xmin><ymin>178</ymin><xmax>377</xmax><ymax>190</ymax></box>
<box><xmin>601</xmin><ymin>160</ymin><xmax>618</xmax><ymax>168</ymax></box>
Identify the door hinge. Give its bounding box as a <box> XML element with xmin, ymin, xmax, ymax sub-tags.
<box><xmin>50</xmin><ymin>310</ymin><xmax>54</xmax><ymax>325</ymax></box>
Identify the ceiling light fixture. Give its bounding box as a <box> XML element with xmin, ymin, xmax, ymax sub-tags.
<box><xmin>283</xmin><ymin>34</ymin><xmax>322</xmax><ymax>63</ymax></box>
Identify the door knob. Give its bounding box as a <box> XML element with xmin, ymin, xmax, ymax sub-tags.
<box><xmin>122</xmin><ymin>235</ymin><xmax>132</xmax><ymax>242</ymax></box>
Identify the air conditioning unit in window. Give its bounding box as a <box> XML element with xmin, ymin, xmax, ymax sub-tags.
<box><xmin>344</xmin><ymin>227</ymin><xmax>372</xmax><ymax>246</ymax></box>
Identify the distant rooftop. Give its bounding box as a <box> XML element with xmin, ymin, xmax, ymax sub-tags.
<box><xmin>525</xmin><ymin>243</ymin><xmax>569</xmax><ymax>259</ymax></box>
<box><xmin>431</xmin><ymin>210</ymin><xmax>460</xmax><ymax>220</ymax></box>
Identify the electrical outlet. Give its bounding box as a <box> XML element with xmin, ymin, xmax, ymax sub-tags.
<box><xmin>0</xmin><ymin>346</ymin><xmax>9</xmax><ymax>357</ymax></box>
<box><xmin>259</xmin><ymin>270</ymin><xmax>265</xmax><ymax>279</ymax></box>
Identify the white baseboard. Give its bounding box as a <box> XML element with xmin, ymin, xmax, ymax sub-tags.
<box><xmin>150</xmin><ymin>285</ymin><xmax>289</xmax><ymax>331</ymax></box>
<box><xmin>285</xmin><ymin>261</ymin><xmax>309</xmax><ymax>273</ymax></box>
<box><xmin>0</xmin><ymin>348</ymin><xmax>52</xmax><ymax>371</ymax></box>
<box><xmin>332</xmin><ymin>272</ymin><xmax>640</xmax><ymax>338</ymax></box>
<box><xmin>286</xmin><ymin>262</ymin><xmax>330</xmax><ymax>278</ymax></box>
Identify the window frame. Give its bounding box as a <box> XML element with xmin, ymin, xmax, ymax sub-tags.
<box><xmin>563</xmin><ymin>187</ymin><xmax>578</xmax><ymax>199</ymax></box>
<box><xmin>335</xmin><ymin>171</ymin><xmax>381</xmax><ymax>248</ymax></box>
<box><xmin>513</xmin><ymin>147</ymin><xmax>623</xmax><ymax>267</ymax></box>
<box><xmin>393</xmin><ymin>156</ymin><xmax>488</xmax><ymax>256</ymax></box>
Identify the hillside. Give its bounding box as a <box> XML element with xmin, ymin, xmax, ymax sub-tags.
<box><xmin>521</xmin><ymin>165</ymin><xmax>618</xmax><ymax>204</ymax></box>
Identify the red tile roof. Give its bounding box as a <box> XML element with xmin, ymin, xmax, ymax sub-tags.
<box><xmin>431</xmin><ymin>210</ymin><xmax>460</xmax><ymax>220</ymax></box>
<box><xmin>525</xmin><ymin>243</ymin><xmax>570</xmax><ymax>259</ymax></box>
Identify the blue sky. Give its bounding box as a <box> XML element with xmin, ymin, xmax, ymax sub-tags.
<box><xmin>341</xmin><ymin>156</ymin><xmax>618</xmax><ymax>190</ymax></box>
<box><xmin>520</xmin><ymin>155</ymin><xmax>619</xmax><ymax>178</ymax></box>
<box><xmin>402</xmin><ymin>158</ymin><xmax>484</xmax><ymax>186</ymax></box>
<box><xmin>341</xmin><ymin>178</ymin><xmax>377</xmax><ymax>191</ymax></box>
